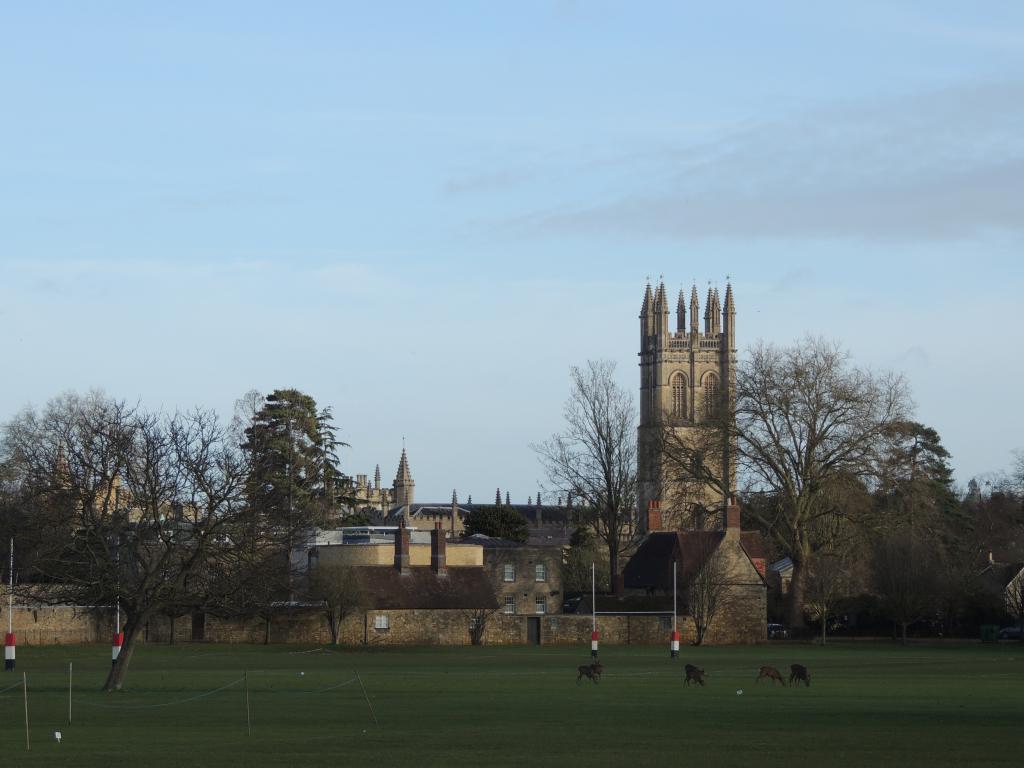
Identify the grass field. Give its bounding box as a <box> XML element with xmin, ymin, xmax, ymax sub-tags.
<box><xmin>1</xmin><ymin>641</ymin><xmax>1022</xmax><ymax>767</ymax></box>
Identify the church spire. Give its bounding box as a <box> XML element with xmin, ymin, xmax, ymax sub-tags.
<box><xmin>676</xmin><ymin>288</ymin><xmax>687</xmax><ymax>333</ymax></box>
<box><xmin>392</xmin><ymin>447</ymin><xmax>414</xmax><ymax>508</ymax></box>
<box><xmin>689</xmin><ymin>284</ymin><xmax>700</xmax><ymax>334</ymax></box>
<box><xmin>724</xmin><ymin>282</ymin><xmax>736</xmax><ymax>350</ymax></box>
<box><xmin>655</xmin><ymin>279</ymin><xmax>670</xmax><ymax>339</ymax></box>
<box><xmin>640</xmin><ymin>281</ymin><xmax>654</xmax><ymax>340</ymax></box>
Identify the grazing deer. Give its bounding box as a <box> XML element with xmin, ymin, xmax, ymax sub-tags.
<box><xmin>789</xmin><ymin>664</ymin><xmax>811</xmax><ymax>687</ymax></box>
<box><xmin>756</xmin><ymin>665</ymin><xmax>786</xmax><ymax>686</ymax></box>
<box><xmin>577</xmin><ymin>660</ymin><xmax>604</xmax><ymax>684</ymax></box>
<box><xmin>684</xmin><ymin>664</ymin><xmax>706</xmax><ymax>687</ymax></box>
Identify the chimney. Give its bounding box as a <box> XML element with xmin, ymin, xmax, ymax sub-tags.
<box><xmin>394</xmin><ymin>521</ymin><xmax>410</xmax><ymax>574</ymax></box>
<box><xmin>647</xmin><ymin>500</ymin><xmax>662</xmax><ymax>532</ymax></box>
<box><xmin>724</xmin><ymin>497</ymin><xmax>741</xmax><ymax>537</ymax></box>
<box><xmin>431</xmin><ymin>522</ymin><xmax>447</xmax><ymax>576</ymax></box>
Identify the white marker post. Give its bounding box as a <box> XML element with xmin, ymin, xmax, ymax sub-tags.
<box><xmin>590</xmin><ymin>562</ymin><xmax>599</xmax><ymax>658</ymax></box>
<box><xmin>5</xmin><ymin>538</ymin><xmax>14</xmax><ymax>671</ymax></box>
<box><xmin>670</xmin><ymin>559</ymin><xmax>680</xmax><ymax>658</ymax></box>
<box><xmin>111</xmin><ymin>598</ymin><xmax>123</xmax><ymax>665</ymax></box>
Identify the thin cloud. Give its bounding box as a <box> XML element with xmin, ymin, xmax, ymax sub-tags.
<box><xmin>493</xmin><ymin>80</ymin><xmax>1024</xmax><ymax>242</ymax></box>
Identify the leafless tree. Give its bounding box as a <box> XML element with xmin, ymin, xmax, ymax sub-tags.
<box><xmin>1</xmin><ymin>392</ymin><xmax>259</xmax><ymax>691</ymax></box>
<box><xmin>534</xmin><ymin>361</ymin><xmax>637</xmax><ymax>589</ymax></box>
<box><xmin>804</xmin><ymin>549</ymin><xmax>860</xmax><ymax>645</ymax></box>
<box><xmin>464</xmin><ymin>607</ymin><xmax>499</xmax><ymax>646</ymax></box>
<box><xmin>687</xmin><ymin>539</ymin><xmax>732</xmax><ymax>645</ymax></box>
<box><xmin>735</xmin><ymin>337</ymin><xmax>909</xmax><ymax>626</ymax></box>
<box><xmin>1005</xmin><ymin>568</ymin><xmax>1024</xmax><ymax>641</ymax></box>
<box><xmin>872</xmin><ymin>528</ymin><xmax>940</xmax><ymax>644</ymax></box>
<box><xmin>307</xmin><ymin>564</ymin><xmax>365</xmax><ymax>644</ymax></box>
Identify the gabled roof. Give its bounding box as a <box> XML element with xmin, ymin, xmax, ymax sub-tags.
<box><xmin>624</xmin><ymin>530</ymin><xmax>726</xmax><ymax>591</ymax></box>
<box><xmin>353</xmin><ymin>566</ymin><xmax>498</xmax><ymax>611</ymax></box>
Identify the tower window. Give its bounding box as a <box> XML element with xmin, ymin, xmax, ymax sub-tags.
<box><xmin>703</xmin><ymin>374</ymin><xmax>719</xmax><ymax>419</ymax></box>
<box><xmin>671</xmin><ymin>372</ymin><xmax>687</xmax><ymax>418</ymax></box>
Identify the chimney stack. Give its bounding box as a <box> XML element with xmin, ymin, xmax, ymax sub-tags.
<box><xmin>394</xmin><ymin>521</ymin><xmax>410</xmax><ymax>574</ymax></box>
<box><xmin>431</xmin><ymin>522</ymin><xmax>447</xmax><ymax>576</ymax></box>
<box><xmin>647</xmin><ymin>500</ymin><xmax>663</xmax><ymax>532</ymax></box>
<box><xmin>724</xmin><ymin>497</ymin><xmax>741</xmax><ymax>536</ymax></box>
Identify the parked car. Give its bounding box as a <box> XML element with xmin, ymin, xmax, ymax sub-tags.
<box><xmin>768</xmin><ymin>623</ymin><xmax>788</xmax><ymax>640</ymax></box>
<box><xmin>998</xmin><ymin>626</ymin><xmax>1023</xmax><ymax>640</ymax></box>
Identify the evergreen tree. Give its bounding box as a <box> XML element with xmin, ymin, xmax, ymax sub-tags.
<box><xmin>241</xmin><ymin>389</ymin><xmax>350</xmax><ymax>528</ymax></box>
<box><xmin>463</xmin><ymin>505</ymin><xmax>529</xmax><ymax>543</ymax></box>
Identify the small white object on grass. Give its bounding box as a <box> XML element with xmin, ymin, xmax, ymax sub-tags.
<box><xmin>299</xmin><ymin>672</ymin><xmax>305</xmax><ymax>676</ymax></box>
<box><xmin>55</xmin><ymin>731</ymin><xmax>62</xmax><ymax>743</ymax></box>
<box><xmin>736</xmin><ymin>689</ymin><xmax>744</xmax><ymax>696</ymax></box>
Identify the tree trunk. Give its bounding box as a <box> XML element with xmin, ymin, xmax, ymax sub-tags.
<box><xmin>821</xmin><ymin>615</ymin><xmax>827</xmax><ymax>646</ymax></box>
<box><xmin>103</xmin><ymin>618</ymin><xmax>144</xmax><ymax>692</ymax></box>
<box><xmin>901</xmin><ymin>621</ymin><xmax>908</xmax><ymax>645</ymax></box>
<box><xmin>264</xmin><ymin>617</ymin><xmax>271</xmax><ymax>645</ymax></box>
<box><xmin>609</xmin><ymin>546</ymin><xmax>620</xmax><ymax>595</ymax></box>
<box><xmin>328</xmin><ymin>614</ymin><xmax>339</xmax><ymax>644</ymax></box>
<box><xmin>785</xmin><ymin>559</ymin><xmax>807</xmax><ymax>629</ymax></box>
<box><xmin>169</xmin><ymin>615</ymin><xmax>175</xmax><ymax>645</ymax></box>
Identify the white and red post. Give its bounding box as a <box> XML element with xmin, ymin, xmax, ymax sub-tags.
<box><xmin>5</xmin><ymin>538</ymin><xmax>14</xmax><ymax>671</ymax></box>
<box><xmin>591</xmin><ymin>562</ymin><xmax>599</xmax><ymax>658</ymax></box>
<box><xmin>112</xmin><ymin>600</ymin><xmax>122</xmax><ymax>665</ymax></box>
<box><xmin>669</xmin><ymin>558</ymin><xmax>679</xmax><ymax>658</ymax></box>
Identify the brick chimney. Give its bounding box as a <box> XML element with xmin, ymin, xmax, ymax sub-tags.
<box><xmin>723</xmin><ymin>497</ymin><xmax>741</xmax><ymax>538</ymax></box>
<box><xmin>647</xmin><ymin>500</ymin><xmax>662</xmax><ymax>532</ymax></box>
<box><xmin>431</xmin><ymin>522</ymin><xmax>447</xmax><ymax>576</ymax></box>
<box><xmin>394</xmin><ymin>521</ymin><xmax>410</xmax><ymax>574</ymax></box>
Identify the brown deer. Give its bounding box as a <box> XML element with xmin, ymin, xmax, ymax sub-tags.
<box><xmin>577</xmin><ymin>660</ymin><xmax>604</xmax><ymax>684</ymax></box>
<box><xmin>755</xmin><ymin>665</ymin><xmax>786</xmax><ymax>686</ymax></box>
<box><xmin>789</xmin><ymin>664</ymin><xmax>811</xmax><ymax>687</ymax></box>
<box><xmin>683</xmin><ymin>664</ymin><xmax>706</xmax><ymax>686</ymax></box>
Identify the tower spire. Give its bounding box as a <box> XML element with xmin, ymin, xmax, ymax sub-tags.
<box><xmin>676</xmin><ymin>288</ymin><xmax>686</xmax><ymax>333</ymax></box>
<box><xmin>640</xmin><ymin>280</ymin><xmax>654</xmax><ymax>340</ymax></box>
<box><xmin>724</xmin><ymin>281</ymin><xmax>736</xmax><ymax>351</ymax></box>
<box><xmin>689</xmin><ymin>284</ymin><xmax>700</xmax><ymax>334</ymax></box>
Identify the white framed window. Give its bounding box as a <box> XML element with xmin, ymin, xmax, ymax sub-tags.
<box><xmin>535</xmin><ymin>596</ymin><xmax>547</xmax><ymax>614</ymax></box>
<box><xmin>503</xmin><ymin>564</ymin><xmax>516</xmax><ymax>582</ymax></box>
<box><xmin>504</xmin><ymin>595</ymin><xmax>516</xmax><ymax>614</ymax></box>
<box><xmin>535</xmin><ymin>563</ymin><xmax>547</xmax><ymax>582</ymax></box>
<box><xmin>373</xmin><ymin>614</ymin><xmax>390</xmax><ymax>631</ymax></box>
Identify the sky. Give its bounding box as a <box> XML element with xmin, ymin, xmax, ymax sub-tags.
<box><xmin>2</xmin><ymin>2</ymin><xmax>1023</xmax><ymax>501</ymax></box>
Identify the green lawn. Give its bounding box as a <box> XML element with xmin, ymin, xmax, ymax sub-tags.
<box><xmin>1</xmin><ymin>641</ymin><xmax>1022</xmax><ymax>767</ymax></box>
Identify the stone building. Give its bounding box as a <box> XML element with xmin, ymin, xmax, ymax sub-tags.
<box><xmin>637</xmin><ymin>279</ymin><xmax>736</xmax><ymax>532</ymax></box>
<box><xmin>622</xmin><ymin>501</ymin><xmax>767</xmax><ymax>643</ymax></box>
<box><xmin>466</xmin><ymin>535</ymin><xmax>564</xmax><ymax>617</ymax></box>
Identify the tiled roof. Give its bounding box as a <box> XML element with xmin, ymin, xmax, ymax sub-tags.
<box><xmin>353</xmin><ymin>566</ymin><xmax>498</xmax><ymax>610</ymax></box>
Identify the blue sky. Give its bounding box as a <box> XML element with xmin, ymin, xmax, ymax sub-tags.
<box><xmin>2</xmin><ymin>2</ymin><xmax>1023</xmax><ymax>501</ymax></box>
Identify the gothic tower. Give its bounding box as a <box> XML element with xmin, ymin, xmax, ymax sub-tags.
<box><xmin>392</xmin><ymin>447</ymin><xmax>415</xmax><ymax>509</ymax></box>
<box><xmin>637</xmin><ymin>278</ymin><xmax>737</xmax><ymax>533</ymax></box>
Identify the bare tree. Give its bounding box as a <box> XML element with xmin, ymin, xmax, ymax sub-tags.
<box><xmin>804</xmin><ymin>550</ymin><xmax>860</xmax><ymax>645</ymax></box>
<box><xmin>687</xmin><ymin>538</ymin><xmax>732</xmax><ymax>645</ymax></box>
<box><xmin>464</xmin><ymin>607</ymin><xmax>499</xmax><ymax>646</ymax></box>
<box><xmin>872</xmin><ymin>528</ymin><xmax>940</xmax><ymax>644</ymax></box>
<box><xmin>735</xmin><ymin>337</ymin><xmax>909</xmax><ymax>626</ymax></box>
<box><xmin>307</xmin><ymin>564</ymin><xmax>365</xmax><ymax>644</ymax></box>
<box><xmin>1</xmin><ymin>392</ymin><xmax>259</xmax><ymax>691</ymax></box>
<box><xmin>534</xmin><ymin>361</ymin><xmax>637</xmax><ymax>588</ymax></box>
<box><xmin>1005</xmin><ymin>568</ymin><xmax>1024</xmax><ymax>641</ymax></box>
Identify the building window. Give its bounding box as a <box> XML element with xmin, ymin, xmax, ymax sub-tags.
<box><xmin>373</xmin><ymin>614</ymin><xmax>389</xmax><ymax>631</ymax></box>
<box><xmin>671</xmin><ymin>372</ymin><xmax>687</xmax><ymax>418</ymax></box>
<box><xmin>535</xmin><ymin>563</ymin><xmax>547</xmax><ymax>582</ymax></box>
<box><xmin>703</xmin><ymin>374</ymin><xmax>719</xmax><ymax>419</ymax></box>
<box><xmin>503</xmin><ymin>564</ymin><xmax>516</xmax><ymax>582</ymax></box>
<box><xmin>504</xmin><ymin>595</ymin><xmax>516</xmax><ymax>614</ymax></box>
<box><xmin>535</xmin><ymin>596</ymin><xmax>547</xmax><ymax>615</ymax></box>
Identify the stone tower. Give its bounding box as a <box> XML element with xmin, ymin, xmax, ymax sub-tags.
<box><xmin>392</xmin><ymin>447</ymin><xmax>415</xmax><ymax>509</ymax></box>
<box><xmin>637</xmin><ymin>279</ymin><xmax>736</xmax><ymax>533</ymax></box>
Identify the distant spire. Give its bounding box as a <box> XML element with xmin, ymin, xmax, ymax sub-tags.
<box><xmin>537</xmin><ymin>491</ymin><xmax>542</xmax><ymax>506</ymax></box>
<box><xmin>394</xmin><ymin>448</ymin><xmax>412</xmax><ymax>485</ymax></box>
<box><xmin>640</xmin><ymin>281</ymin><xmax>653</xmax><ymax>315</ymax></box>
<box><xmin>374</xmin><ymin>464</ymin><xmax>381</xmax><ymax>490</ymax></box>
<box><xmin>505</xmin><ymin>491</ymin><xmax>511</xmax><ymax>506</ymax></box>
<box><xmin>452</xmin><ymin>489</ymin><xmax>458</xmax><ymax>504</ymax></box>
<box><xmin>528</xmin><ymin>495</ymin><xmax>533</xmax><ymax>506</ymax></box>
<box><xmin>676</xmin><ymin>288</ymin><xmax>687</xmax><ymax>333</ymax></box>
<box><xmin>690</xmin><ymin>284</ymin><xmax>700</xmax><ymax>334</ymax></box>
<box><xmin>467</xmin><ymin>494</ymin><xmax>473</xmax><ymax>505</ymax></box>
<box><xmin>495</xmin><ymin>487</ymin><xmax>502</xmax><ymax>506</ymax></box>
<box><xmin>705</xmin><ymin>285</ymin><xmax>715</xmax><ymax>334</ymax></box>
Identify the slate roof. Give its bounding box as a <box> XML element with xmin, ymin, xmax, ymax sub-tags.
<box><xmin>623</xmin><ymin>529</ymin><xmax>768</xmax><ymax>591</ymax></box>
<box><xmin>352</xmin><ymin>566</ymin><xmax>498</xmax><ymax>611</ymax></box>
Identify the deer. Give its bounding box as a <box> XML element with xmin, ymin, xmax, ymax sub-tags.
<box><xmin>577</xmin><ymin>660</ymin><xmax>604</xmax><ymax>684</ymax></box>
<box><xmin>755</xmin><ymin>665</ymin><xmax>786</xmax><ymax>686</ymax></box>
<box><xmin>683</xmin><ymin>664</ymin><xmax>706</xmax><ymax>686</ymax></box>
<box><xmin>789</xmin><ymin>664</ymin><xmax>811</xmax><ymax>687</ymax></box>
